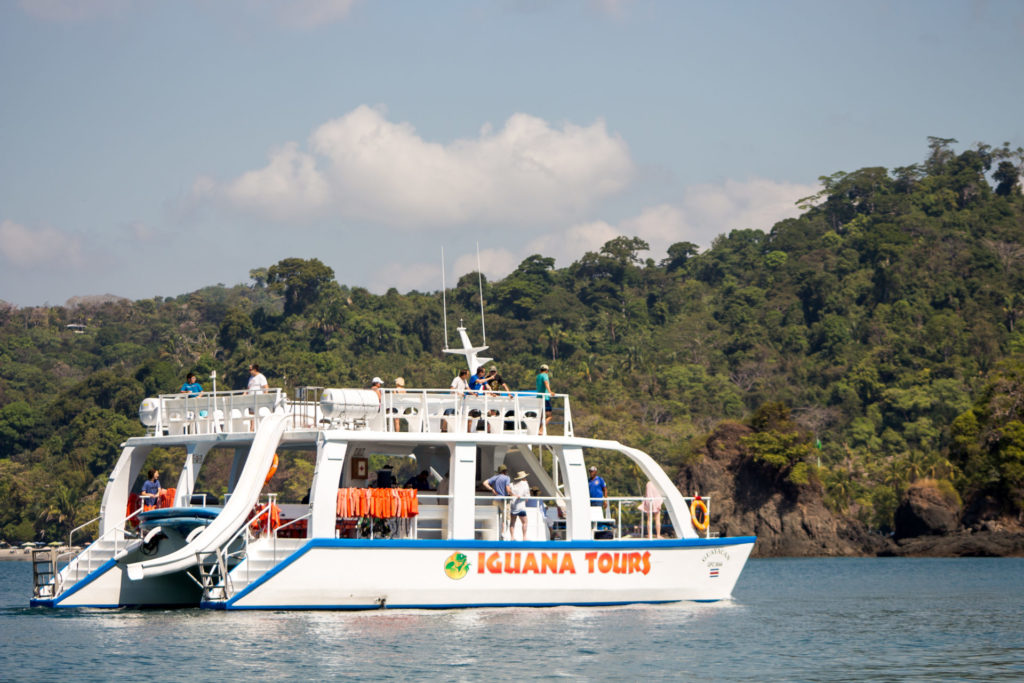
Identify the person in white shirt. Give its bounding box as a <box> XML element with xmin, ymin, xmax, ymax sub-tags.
<box><xmin>247</xmin><ymin>364</ymin><xmax>268</xmax><ymax>394</ymax></box>
<box><xmin>450</xmin><ymin>369</ymin><xmax>469</xmax><ymax>394</ymax></box>
<box><xmin>509</xmin><ymin>471</ymin><xmax>531</xmax><ymax>541</ymax></box>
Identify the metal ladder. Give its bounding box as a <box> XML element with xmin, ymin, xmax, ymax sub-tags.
<box><xmin>31</xmin><ymin>548</ymin><xmax>60</xmax><ymax>599</ymax></box>
<box><xmin>194</xmin><ymin>548</ymin><xmax>233</xmax><ymax>601</ymax></box>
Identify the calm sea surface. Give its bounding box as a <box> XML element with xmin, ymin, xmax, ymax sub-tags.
<box><xmin>1</xmin><ymin>557</ymin><xmax>1021</xmax><ymax>681</ymax></box>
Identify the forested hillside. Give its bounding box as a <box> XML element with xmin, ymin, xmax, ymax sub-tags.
<box><xmin>2</xmin><ymin>138</ymin><xmax>1023</xmax><ymax>546</ymax></box>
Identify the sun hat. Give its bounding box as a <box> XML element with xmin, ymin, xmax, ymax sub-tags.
<box><xmin>371</xmin><ymin>377</ymin><xmax>383</xmax><ymax>385</ymax></box>
<box><xmin>540</xmin><ymin>364</ymin><xmax>549</xmax><ymax>371</ymax></box>
<box><xmin>515</xmin><ymin>471</ymin><xmax>529</xmax><ymax>480</ymax></box>
<box><xmin>394</xmin><ymin>377</ymin><xmax>405</xmax><ymax>386</ymax></box>
<box><xmin>497</xmin><ymin>464</ymin><xmax>508</xmax><ymax>473</ymax></box>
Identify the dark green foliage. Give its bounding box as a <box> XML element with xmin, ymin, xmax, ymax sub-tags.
<box><xmin>0</xmin><ymin>139</ymin><xmax>1022</xmax><ymax>541</ymax></box>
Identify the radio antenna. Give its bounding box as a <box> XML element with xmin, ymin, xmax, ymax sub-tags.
<box><xmin>441</xmin><ymin>247</ymin><xmax>449</xmax><ymax>350</ymax></box>
<box><xmin>476</xmin><ymin>243</ymin><xmax>486</xmax><ymax>347</ymax></box>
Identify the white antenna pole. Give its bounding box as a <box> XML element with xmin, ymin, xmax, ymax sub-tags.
<box><xmin>477</xmin><ymin>242</ymin><xmax>486</xmax><ymax>347</ymax></box>
<box><xmin>441</xmin><ymin>247</ymin><xmax>449</xmax><ymax>350</ymax></box>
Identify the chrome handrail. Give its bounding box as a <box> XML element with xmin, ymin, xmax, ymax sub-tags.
<box><xmin>64</xmin><ymin>506</ymin><xmax>145</xmax><ymax>585</ymax></box>
<box><xmin>68</xmin><ymin>514</ymin><xmax>101</xmax><ymax>549</ymax></box>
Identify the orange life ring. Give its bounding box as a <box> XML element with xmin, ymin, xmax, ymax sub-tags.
<box><xmin>264</xmin><ymin>453</ymin><xmax>279</xmax><ymax>486</ymax></box>
<box><xmin>690</xmin><ymin>498</ymin><xmax>709</xmax><ymax>533</ymax></box>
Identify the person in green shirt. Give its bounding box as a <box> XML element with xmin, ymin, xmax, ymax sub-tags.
<box><xmin>536</xmin><ymin>364</ymin><xmax>552</xmax><ymax>435</ymax></box>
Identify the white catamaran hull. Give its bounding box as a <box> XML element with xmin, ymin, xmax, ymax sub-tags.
<box><xmin>206</xmin><ymin>537</ymin><xmax>755</xmax><ymax>610</ymax></box>
<box><xmin>32</xmin><ymin>559</ymin><xmax>202</xmax><ymax>608</ymax></box>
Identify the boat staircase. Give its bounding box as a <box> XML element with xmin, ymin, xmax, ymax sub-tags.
<box><xmin>32</xmin><ymin>513</ymin><xmax>142</xmax><ymax>601</ymax></box>
<box><xmin>197</xmin><ymin>531</ymin><xmax>305</xmax><ymax>602</ymax></box>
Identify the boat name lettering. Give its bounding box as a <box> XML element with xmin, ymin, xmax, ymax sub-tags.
<box><xmin>474</xmin><ymin>551</ymin><xmax>651</xmax><ymax>576</ymax></box>
<box><xmin>701</xmin><ymin>548</ymin><xmax>730</xmax><ymax>563</ymax></box>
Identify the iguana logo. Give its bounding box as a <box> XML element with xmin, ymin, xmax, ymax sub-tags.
<box><xmin>444</xmin><ymin>552</ymin><xmax>470</xmax><ymax>580</ymax></box>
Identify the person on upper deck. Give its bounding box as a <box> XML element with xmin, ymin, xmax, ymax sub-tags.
<box><xmin>247</xmin><ymin>364</ymin><xmax>268</xmax><ymax>394</ymax></box>
<box><xmin>536</xmin><ymin>364</ymin><xmax>553</xmax><ymax>434</ymax></box>
<box><xmin>450</xmin><ymin>369</ymin><xmax>469</xmax><ymax>394</ymax></box>
<box><xmin>391</xmin><ymin>377</ymin><xmax>407</xmax><ymax>430</ymax></box>
<box><xmin>468</xmin><ymin>366</ymin><xmax>488</xmax><ymax>393</ymax></box>
<box><xmin>179</xmin><ymin>373</ymin><xmax>202</xmax><ymax>397</ymax></box>
<box><xmin>370</xmin><ymin>376</ymin><xmax>383</xmax><ymax>402</ymax></box>
<box><xmin>488</xmin><ymin>370</ymin><xmax>510</xmax><ymax>395</ymax></box>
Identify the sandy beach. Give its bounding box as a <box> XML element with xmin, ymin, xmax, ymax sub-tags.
<box><xmin>0</xmin><ymin>548</ymin><xmax>79</xmax><ymax>561</ymax></box>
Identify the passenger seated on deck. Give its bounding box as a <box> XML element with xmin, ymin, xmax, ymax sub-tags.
<box><xmin>404</xmin><ymin>470</ymin><xmax>431</xmax><ymax>491</ymax></box>
<box><xmin>375</xmin><ymin>465</ymin><xmax>395</xmax><ymax>488</ymax></box>
<box><xmin>140</xmin><ymin>469</ymin><xmax>164</xmax><ymax>510</ymax></box>
<box><xmin>527</xmin><ymin>487</ymin><xmax>545</xmax><ymax>513</ymax></box>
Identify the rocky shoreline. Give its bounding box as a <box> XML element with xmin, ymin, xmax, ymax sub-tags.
<box><xmin>677</xmin><ymin>422</ymin><xmax>1024</xmax><ymax>558</ymax></box>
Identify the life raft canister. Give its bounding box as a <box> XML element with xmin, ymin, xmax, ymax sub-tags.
<box><xmin>264</xmin><ymin>453</ymin><xmax>279</xmax><ymax>486</ymax></box>
<box><xmin>690</xmin><ymin>497</ymin><xmax>709</xmax><ymax>533</ymax></box>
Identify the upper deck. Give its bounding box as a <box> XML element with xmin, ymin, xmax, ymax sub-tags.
<box><xmin>138</xmin><ymin>386</ymin><xmax>573</xmax><ymax>438</ymax></box>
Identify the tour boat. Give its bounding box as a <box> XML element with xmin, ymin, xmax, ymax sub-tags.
<box><xmin>30</xmin><ymin>328</ymin><xmax>755</xmax><ymax>609</ymax></box>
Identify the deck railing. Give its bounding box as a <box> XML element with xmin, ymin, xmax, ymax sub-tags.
<box><xmin>143</xmin><ymin>388</ymin><xmax>286</xmax><ymax>436</ymax></box>
<box><xmin>141</xmin><ymin>386</ymin><xmax>572</xmax><ymax>437</ymax></box>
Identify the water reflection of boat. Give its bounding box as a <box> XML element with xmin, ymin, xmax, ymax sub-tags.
<box><xmin>31</xmin><ymin>328</ymin><xmax>754</xmax><ymax>609</ymax></box>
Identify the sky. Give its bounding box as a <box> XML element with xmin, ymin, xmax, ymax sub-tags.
<box><xmin>1</xmin><ymin>0</ymin><xmax>1022</xmax><ymax>308</ymax></box>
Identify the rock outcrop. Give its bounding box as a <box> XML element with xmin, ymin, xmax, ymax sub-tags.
<box><xmin>675</xmin><ymin>422</ymin><xmax>891</xmax><ymax>558</ymax></box>
<box><xmin>893</xmin><ymin>481</ymin><xmax>960</xmax><ymax>540</ymax></box>
<box><xmin>676</xmin><ymin>424</ymin><xmax>1024</xmax><ymax>557</ymax></box>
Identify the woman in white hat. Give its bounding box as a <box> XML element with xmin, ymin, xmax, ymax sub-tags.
<box><xmin>392</xmin><ymin>377</ymin><xmax>407</xmax><ymax>431</ymax></box>
<box><xmin>509</xmin><ymin>471</ymin><xmax>531</xmax><ymax>540</ymax></box>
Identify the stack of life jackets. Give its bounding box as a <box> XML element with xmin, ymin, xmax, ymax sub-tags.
<box><xmin>249</xmin><ymin>502</ymin><xmax>281</xmax><ymax>534</ymax></box>
<box><xmin>126</xmin><ymin>493</ymin><xmax>142</xmax><ymax>528</ymax></box>
<box><xmin>335</xmin><ymin>488</ymin><xmax>419</xmax><ymax>519</ymax></box>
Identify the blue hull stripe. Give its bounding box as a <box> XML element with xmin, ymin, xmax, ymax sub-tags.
<box><xmin>222</xmin><ymin>535</ymin><xmax>755</xmax><ymax>609</ymax></box>
<box><xmin>33</xmin><ymin>558</ymin><xmax>118</xmax><ymax>608</ymax></box>
<box><xmin>208</xmin><ymin>599</ymin><xmax>691</xmax><ymax>611</ymax></box>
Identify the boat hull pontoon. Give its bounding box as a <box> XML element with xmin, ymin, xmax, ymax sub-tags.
<box><xmin>32</xmin><ymin>328</ymin><xmax>756</xmax><ymax>610</ymax></box>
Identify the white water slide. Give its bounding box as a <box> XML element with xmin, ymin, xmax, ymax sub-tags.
<box><xmin>125</xmin><ymin>413</ymin><xmax>288</xmax><ymax>581</ymax></box>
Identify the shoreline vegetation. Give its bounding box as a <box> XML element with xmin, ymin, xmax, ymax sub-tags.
<box><xmin>1</xmin><ymin>138</ymin><xmax>1023</xmax><ymax>557</ymax></box>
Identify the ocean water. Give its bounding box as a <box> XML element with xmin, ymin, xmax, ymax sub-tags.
<box><xmin>1</xmin><ymin>557</ymin><xmax>1022</xmax><ymax>681</ymax></box>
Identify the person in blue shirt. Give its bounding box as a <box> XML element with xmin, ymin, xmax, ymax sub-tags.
<box><xmin>180</xmin><ymin>373</ymin><xmax>202</xmax><ymax>397</ymax></box>
<box><xmin>483</xmin><ymin>464</ymin><xmax>512</xmax><ymax>538</ymax></box>
<box><xmin>467</xmin><ymin>366</ymin><xmax>488</xmax><ymax>393</ymax></box>
<box><xmin>588</xmin><ymin>465</ymin><xmax>608</xmax><ymax>511</ymax></box>
<box><xmin>140</xmin><ymin>469</ymin><xmax>164</xmax><ymax>510</ymax></box>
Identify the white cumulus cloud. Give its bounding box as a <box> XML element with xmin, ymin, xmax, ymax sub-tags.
<box><xmin>678</xmin><ymin>178</ymin><xmax>816</xmax><ymax>247</ymax></box>
<box><xmin>525</xmin><ymin>221</ymin><xmax>623</xmax><ymax>268</ymax></box>
<box><xmin>0</xmin><ymin>219</ymin><xmax>85</xmax><ymax>268</ymax></box>
<box><xmin>384</xmin><ymin>177</ymin><xmax>817</xmax><ymax>291</ymax></box>
<box><xmin>206</xmin><ymin>106</ymin><xmax>634</xmax><ymax>228</ymax></box>
<box><xmin>220</xmin><ymin>142</ymin><xmax>332</xmax><ymax>221</ymax></box>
